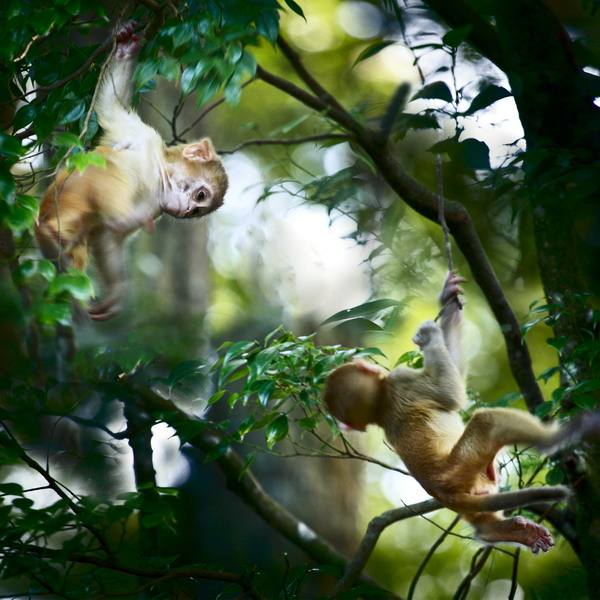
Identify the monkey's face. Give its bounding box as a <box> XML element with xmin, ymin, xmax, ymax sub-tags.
<box><xmin>162</xmin><ymin>139</ymin><xmax>228</xmax><ymax>219</ymax></box>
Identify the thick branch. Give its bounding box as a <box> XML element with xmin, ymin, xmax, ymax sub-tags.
<box><xmin>124</xmin><ymin>382</ymin><xmax>387</xmax><ymax>591</ymax></box>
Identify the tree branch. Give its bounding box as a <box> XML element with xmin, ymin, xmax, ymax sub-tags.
<box><xmin>121</xmin><ymin>382</ymin><xmax>392</xmax><ymax>593</ymax></box>
<box><xmin>329</xmin><ymin>499</ymin><xmax>441</xmax><ymax>598</ymax></box>
<box><xmin>220</xmin><ymin>133</ymin><xmax>349</xmax><ymax>155</ymax></box>
<box><xmin>15</xmin><ymin>544</ymin><xmax>266</xmax><ymax>600</ymax></box>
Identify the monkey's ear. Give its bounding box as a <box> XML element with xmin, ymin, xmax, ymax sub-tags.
<box><xmin>354</xmin><ymin>359</ymin><xmax>384</xmax><ymax>378</ymax></box>
<box><xmin>182</xmin><ymin>139</ymin><xmax>215</xmax><ymax>162</ymax></box>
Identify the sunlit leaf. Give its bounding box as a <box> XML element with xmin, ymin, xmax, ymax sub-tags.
<box><xmin>266</xmin><ymin>414</ymin><xmax>288</xmax><ymax>448</ymax></box>
<box><xmin>320</xmin><ymin>299</ymin><xmax>402</xmax><ymax>326</ymax></box>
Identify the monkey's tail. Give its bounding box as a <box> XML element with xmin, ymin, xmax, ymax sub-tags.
<box><xmin>537</xmin><ymin>410</ymin><xmax>600</xmax><ymax>455</ymax></box>
<box><xmin>448</xmin><ymin>485</ymin><xmax>570</xmax><ymax>514</ymax></box>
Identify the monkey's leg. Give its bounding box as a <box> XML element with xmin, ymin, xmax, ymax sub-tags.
<box><xmin>446</xmin><ymin>408</ymin><xmax>557</xmax><ymax>483</ymax></box>
<box><xmin>88</xmin><ymin>229</ymin><xmax>127</xmax><ymax>321</ymax></box>
<box><xmin>464</xmin><ymin>512</ymin><xmax>555</xmax><ymax>554</ymax></box>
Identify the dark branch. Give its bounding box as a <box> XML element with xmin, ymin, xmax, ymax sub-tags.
<box><xmin>221</xmin><ymin>133</ymin><xmax>349</xmax><ymax>155</ymax></box>
<box><xmin>329</xmin><ymin>499</ymin><xmax>442</xmax><ymax>597</ymax></box>
<box><xmin>16</xmin><ymin>544</ymin><xmax>266</xmax><ymax>600</ymax></box>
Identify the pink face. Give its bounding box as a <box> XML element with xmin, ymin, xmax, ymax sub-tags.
<box><xmin>161</xmin><ymin>140</ymin><xmax>226</xmax><ymax>219</ymax></box>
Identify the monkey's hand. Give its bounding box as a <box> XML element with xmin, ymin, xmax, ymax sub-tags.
<box><xmin>413</xmin><ymin>320</ymin><xmax>442</xmax><ymax>349</ymax></box>
<box><xmin>89</xmin><ymin>297</ymin><xmax>122</xmax><ymax>321</ymax></box>
<box><xmin>115</xmin><ymin>21</ymin><xmax>141</xmax><ymax>59</ymax></box>
<box><xmin>440</xmin><ymin>269</ymin><xmax>466</xmax><ymax>310</ymax></box>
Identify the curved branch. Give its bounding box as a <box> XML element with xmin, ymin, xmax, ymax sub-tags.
<box><xmin>123</xmin><ymin>382</ymin><xmax>391</xmax><ymax>593</ymax></box>
<box><xmin>329</xmin><ymin>499</ymin><xmax>442</xmax><ymax>598</ymax></box>
<box><xmin>220</xmin><ymin>133</ymin><xmax>348</xmax><ymax>155</ymax></box>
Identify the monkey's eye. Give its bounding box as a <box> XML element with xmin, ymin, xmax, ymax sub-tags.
<box><xmin>195</xmin><ymin>188</ymin><xmax>208</xmax><ymax>201</ymax></box>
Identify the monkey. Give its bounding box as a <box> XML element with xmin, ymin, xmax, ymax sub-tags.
<box><xmin>35</xmin><ymin>21</ymin><xmax>228</xmax><ymax>320</ymax></box>
<box><xmin>323</xmin><ymin>270</ymin><xmax>599</xmax><ymax>553</ymax></box>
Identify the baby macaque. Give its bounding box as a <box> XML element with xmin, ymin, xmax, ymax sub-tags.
<box><xmin>35</xmin><ymin>21</ymin><xmax>228</xmax><ymax>320</ymax></box>
<box><xmin>324</xmin><ymin>271</ymin><xmax>597</xmax><ymax>553</ymax></box>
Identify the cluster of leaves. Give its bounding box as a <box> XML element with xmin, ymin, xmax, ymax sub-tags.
<box><xmin>165</xmin><ymin>327</ymin><xmax>384</xmax><ymax>465</ymax></box>
<box><xmin>522</xmin><ymin>297</ymin><xmax>600</xmax><ymax>417</ymax></box>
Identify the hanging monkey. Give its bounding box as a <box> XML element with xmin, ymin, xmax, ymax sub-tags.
<box><xmin>324</xmin><ymin>270</ymin><xmax>599</xmax><ymax>553</ymax></box>
<box><xmin>35</xmin><ymin>21</ymin><xmax>228</xmax><ymax>320</ymax></box>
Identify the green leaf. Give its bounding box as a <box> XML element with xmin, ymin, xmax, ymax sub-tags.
<box><xmin>320</xmin><ymin>299</ymin><xmax>402</xmax><ymax>326</ymax></box>
<box><xmin>412</xmin><ymin>81</ymin><xmax>452</xmax><ymax>103</ymax></box>
<box><xmin>207</xmin><ymin>390</ymin><xmax>226</xmax><ymax>406</ymax></box>
<box><xmin>492</xmin><ymin>392</ymin><xmax>522</xmax><ymax>407</ymax></box>
<box><xmin>459</xmin><ymin>138</ymin><xmax>490</xmax><ymax>170</ymax></box>
<box><xmin>167</xmin><ymin>359</ymin><xmax>206</xmax><ymax>388</ymax></box>
<box><xmin>12</xmin><ymin>260</ymin><xmax>37</xmax><ymax>283</ymax></box>
<box><xmin>47</xmin><ymin>270</ymin><xmax>94</xmax><ymax>301</ymax></box>
<box><xmin>239</xmin><ymin>451</ymin><xmax>256</xmax><ymax>479</ymax></box>
<box><xmin>57</xmin><ymin>99</ymin><xmax>86</xmax><ymax>125</ymax></box>
<box><xmin>442</xmin><ymin>25</ymin><xmax>473</xmax><ymax>48</ymax></box>
<box><xmin>13</xmin><ymin>104</ymin><xmax>37</xmax><ymax>132</ymax></box>
<box><xmin>545</xmin><ymin>466</ymin><xmax>565</xmax><ymax>486</ymax></box>
<box><xmin>538</xmin><ymin>366</ymin><xmax>561</xmax><ymax>384</ymax></box>
<box><xmin>67</xmin><ymin>151</ymin><xmax>106</xmax><ymax>172</ymax></box>
<box><xmin>535</xmin><ymin>401</ymin><xmax>555</xmax><ymax>419</ymax></box>
<box><xmin>257</xmin><ymin>379</ymin><xmax>276</xmax><ymax>406</ymax></box>
<box><xmin>175</xmin><ymin>420</ymin><xmax>206</xmax><ymax>445</ymax></box>
<box><xmin>136</xmin><ymin>59</ymin><xmax>160</xmax><ymax>88</ymax></box>
<box><xmin>38</xmin><ymin>260</ymin><xmax>57</xmax><ymax>282</ymax></box>
<box><xmin>266</xmin><ymin>414</ymin><xmax>288</xmax><ymax>448</ymax></box>
<box><xmin>353</xmin><ymin>40</ymin><xmax>395</xmax><ymax>66</ymax></box>
<box><xmin>238</xmin><ymin>414</ymin><xmax>255</xmax><ymax>438</ymax></box>
<box><xmin>547</xmin><ymin>336</ymin><xmax>570</xmax><ymax>354</ymax></box>
<box><xmin>0</xmin><ymin>133</ymin><xmax>24</xmax><ymax>159</ymax></box>
<box><xmin>574</xmin><ymin>394</ymin><xmax>597</xmax><ymax>411</ymax></box>
<box><xmin>51</xmin><ymin>131</ymin><xmax>83</xmax><ymax>149</ymax></box>
<box><xmin>297</xmin><ymin>417</ymin><xmax>318</xmax><ymax>430</ymax></box>
<box><xmin>36</xmin><ymin>301</ymin><xmax>72</xmax><ymax>326</ymax></box>
<box><xmin>463</xmin><ymin>85</ymin><xmax>511</xmax><ymax>116</ymax></box>
<box><xmin>283</xmin><ymin>0</ymin><xmax>305</xmax><ymax>18</ymax></box>
<box><xmin>0</xmin><ymin>483</ymin><xmax>23</xmax><ymax>495</ymax></box>
<box><xmin>255</xmin><ymin>10</ymin><xmax>280</xmax><ymax>44</ymax></box>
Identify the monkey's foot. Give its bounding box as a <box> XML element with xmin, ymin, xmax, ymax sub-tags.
<box><xmin>116</xmin><ymin>21</ymin><xmax>141</xmax><ymax>59</ymax></box>
<box><xmin>88</xmin><ymin>299</ymin><xmax>121</xmax><ymax>321</ymax></box>
<box><xmin>481</xmin><ymin>516</ymin><xmax>555</xmax><ymax>554</ymax></box>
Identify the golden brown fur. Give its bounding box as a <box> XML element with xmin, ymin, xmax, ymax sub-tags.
<box><xmin>35</xmin><ymin>22</ymin><xmax>228</xmax><ymax>320</ymax></box>
<box><xmin>323</xmin><ymin>271</ymin><xmax>581</xmax><ymax>553</ymax></box>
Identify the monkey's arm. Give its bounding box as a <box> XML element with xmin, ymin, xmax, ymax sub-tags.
<box><xmin>95</xmin><ymin>22</ymin><xmax>162</xmax><ymax>153</ymax></box>
<box><xmin>439</xmin><ymin>270</ymin><xmax>467</xmax><ymax>377</ymax></box>
<box><xmin>413</xmin><ymin>321</ymin><xmax>467</xmax><ymax>410</ymax></box>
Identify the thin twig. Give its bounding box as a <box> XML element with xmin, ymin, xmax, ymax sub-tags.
<box><xmin>407</xmin><ymin>515</ymin><xmax>461</xmax><ymax>600</ymax></box>
<box><xmin>508</xmin><ymin>548</ymin><xmax>520</xmax><ymax>600</ymax></box>
<box><xmin>452</xmin><ymin>546</ymin><xmax>493</xmax><ymax>600</ymax></box>
<box><xmin>221</xmin><ymin>133</ymin><xmax>348</xmax><ymax>155</ymax></box>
